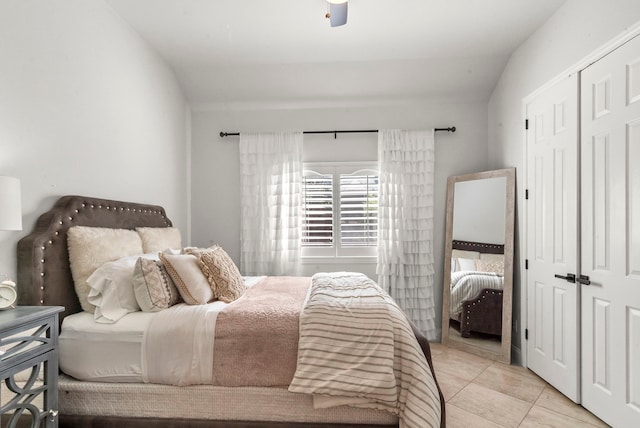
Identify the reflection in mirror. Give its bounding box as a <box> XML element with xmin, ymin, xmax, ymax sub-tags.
<box><xmin>441</xmin><ymin>168</ymin><xmax>515</xmax><ymax>364</ymax></box>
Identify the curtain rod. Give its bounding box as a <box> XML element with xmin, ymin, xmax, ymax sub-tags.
<box><xmin>219</xmin><ymin>127</ymin><xmax>456</xmax><ymax>139</ymax></box>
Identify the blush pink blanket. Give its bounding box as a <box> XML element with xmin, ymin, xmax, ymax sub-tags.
<box><xmin>212</xmin><ymin>276</ymin><xmax>311</xmax><ymax>387</ymax></box>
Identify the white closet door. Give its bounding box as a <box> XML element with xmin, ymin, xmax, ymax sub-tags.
<box><xmin>581</xmin><ymin>34</ymin><xmax>640</xmax><ymax>427</ymax></box>
<box><xmin>525</xmin><ymin>74</ymin><xmax>580</xmax><ymax>402</ymax></box>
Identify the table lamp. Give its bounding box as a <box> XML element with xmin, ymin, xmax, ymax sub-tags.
<box><xmin>0</xmin><ymin>176</ymin><xmax>22</xmax><ymax>231</ymax></box>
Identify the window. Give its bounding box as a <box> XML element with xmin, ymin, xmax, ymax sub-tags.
<box><xmin>302</xmin><ymin>162</ymin><xmax>378</xmax><ymax>258</ymax></box>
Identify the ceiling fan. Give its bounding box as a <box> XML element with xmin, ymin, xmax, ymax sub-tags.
<box><xmin>325</xmin><ymin>0</ymin><xmax>348</xmax><ymax>27</ymax></box>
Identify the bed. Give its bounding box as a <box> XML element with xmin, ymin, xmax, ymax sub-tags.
<box><xmin>16</xmin><ymin>195</ymin><xmax>445</xmax><ymax>428</ymax></box>
<box><xmin>448</xmin><ymin>240</ymin><xmax>504</xmax><ymax>338</ymax></box>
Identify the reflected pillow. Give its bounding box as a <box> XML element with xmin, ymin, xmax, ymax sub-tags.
<box><xmin>456</xmin><ymin>258</ymin><xmax>476</xmax><ymax>272</ymax></box>
<box><xmin>479</xmin><ymin>253</ymin><xmax>504</xmax><ymax>263</ymax></box>
<box><xmin>451</xmin><ymin>249</ymin><xmax>480</xmax><ymax>260</ymax></box>
<box><xmin>475</xmin><ymin>259</ymin><xmax>505</xmax><ymax>275</ymax></box>
<box><xmin>450</xmin><ymin>258</ymin><xmax>458</xmax><ymax>273</ymax></box>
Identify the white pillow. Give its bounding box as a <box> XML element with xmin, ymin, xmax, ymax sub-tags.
<box><xmin>87</xmin><ymin>253</ymin><xmax>159</xmax><ymax>323</ymax></box>
<box><xmin>68</xmin><ymin>226</ymin><xmax>144</xmax><ymax>313</ymax></box>
<box><xmin>456</xmin><ymin>257</ymin><xmax>477</xmax><ymax>271</ymax></box>
<box><xmin>136</xmin><ymin>227</ymin><xmax>182</xmax><ymax>253</ymax></box>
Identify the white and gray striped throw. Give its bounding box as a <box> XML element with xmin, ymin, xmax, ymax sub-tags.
<box><xmin>288</xmin><ymin>272</ymin><xmax>442</xmax><ymax>428</ymax></box>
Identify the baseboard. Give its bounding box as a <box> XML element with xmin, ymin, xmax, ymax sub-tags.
<box><xmin>511</xmin><ymin>344</ymin><xmax>522</xmax><ymax>366</ymax></box>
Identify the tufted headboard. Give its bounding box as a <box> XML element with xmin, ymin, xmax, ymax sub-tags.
<box><xmin>17</xmin><ymin>195</ymin><xmax>173</xmax><ymax>324</ymax></box>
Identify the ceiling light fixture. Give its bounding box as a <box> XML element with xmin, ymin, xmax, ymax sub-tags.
<box><xmin>325</xmin><ymin>0</ymin><xmax>348</xmax><ymax>27</ymax></box>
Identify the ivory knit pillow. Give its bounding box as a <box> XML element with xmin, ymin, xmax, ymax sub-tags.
<box><xmin>186</xmin><ymin>246</ymin><xmax>245</xmax><ymax>303</ymax></box>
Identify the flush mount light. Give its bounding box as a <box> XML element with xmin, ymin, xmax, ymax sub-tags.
<box><xmin>325</xmin><ymin>0</ymin><xmax>348</xmax><ymax>27</ymax></box>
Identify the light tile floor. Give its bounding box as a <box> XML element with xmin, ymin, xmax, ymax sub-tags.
<box><xmin>430</xmin><ymin>343</ymin><xmax>610</xmax><ymax>428</ymax></box>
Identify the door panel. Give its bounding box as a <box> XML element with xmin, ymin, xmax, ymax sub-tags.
<box><xmin>630</xmin><ymin>120</ymin><xmax>640</xmax><ymax>277</ymax></box>
<box><xmin>581</xmin><ymin>34</ymin><xmax>640</xmax><ymax>427</ymax></box>
<box><xmin>552</xmin><ymin>287</ymin><xmax>566</xmax><ymax>365</ymax></box>
<box><xmin>525</xmin><ymin>74</ymin><xmax>580</xmax><ymax>402</ymax></box>
<box><xmin>629</xmin><ymin>307</ymin><xmax>640</xmax><ymax>412</ymax></box>
<box><xmin>591</xmin><ymin>297</ymin><xmax>611</xmax><ymax>392</ymax></box>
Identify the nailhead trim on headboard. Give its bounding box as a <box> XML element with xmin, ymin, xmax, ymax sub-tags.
<box><xmin>451</xmin><ymin>240</ymin><xmax>504</xmax><ymax>255</ymax></box>
<box><xmin>17</xmin><ymin>196</ymin><xmax>173</xmax><ymax>324</ymax></box>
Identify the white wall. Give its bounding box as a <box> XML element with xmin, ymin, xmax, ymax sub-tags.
<box><xmin>191</xmin><ymin>99</ymin><xmax>489</xmax><ymax>336</ymax></box>
<box><xmin>0</xmin><ymin>0</ymin><xmax>190</xmax><ymax>285</ymax></box>
<box><xmin>488</xmin><ymin>0</ymin><xmax>640</xmax><ymax>361</ymax></box>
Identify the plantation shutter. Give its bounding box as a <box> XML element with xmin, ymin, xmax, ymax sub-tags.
<box><xmin>339</xmin><ymin>172</ymin><xmax>378</xmax><ymax>247</ymax></box>
<box><xmin>302</xmin><ymin>163</ymin><xmax>378</xmax><ymax>257</ymax></box>
<box><xmin>302</xmin><ymin>173</ymin><xmax>333</xmax><ymax>247</ymax></box>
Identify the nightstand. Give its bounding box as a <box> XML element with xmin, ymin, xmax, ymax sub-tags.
<box><xmin>0</xmin><ymin>306</ymin><xmax>64</xmax><ymax>428</ymax></box>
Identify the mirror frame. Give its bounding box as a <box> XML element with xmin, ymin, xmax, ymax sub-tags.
<box><xmin>441</xmin><ymin>168</ymin><xmax>515</xmax><ymax>363</ymax></box>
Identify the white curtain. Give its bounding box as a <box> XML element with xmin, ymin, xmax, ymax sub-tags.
<box><xmin>239</xmin><ymin>132</ymin><xmax>303</xmax><ymax>276</ymax></box>
<box><xmin>377</xmin><ymin>129</ymin><xmax>437</xmax><ymax>340</ymax></box>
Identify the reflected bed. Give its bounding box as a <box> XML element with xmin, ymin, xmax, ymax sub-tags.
<box><xmin>449</xmin><ymin>240</ymin><xmax>504</xmax><ymax>338</ymax></box>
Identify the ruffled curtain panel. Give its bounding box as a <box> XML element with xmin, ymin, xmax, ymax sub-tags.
<box><xmin>377</xmin><ymin>129</ymin><xmax>437</xmax><ymax>340</ymax></box>
<box><xmin>239</xmin><ymin>132</ymin><xmax>303</xmax><ymax>276</ymax></box>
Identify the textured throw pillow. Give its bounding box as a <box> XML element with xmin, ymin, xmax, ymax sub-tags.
<box><xmin>68</xmin><ymin>226</ymin><xmax>144</xmax><ymax>313</ymax></box>
<box><xmin>133</xmin><ymin>257</ymin><xmax>182</xmax><ymax>312</ymax></box>
<box><xmin>136</xmin><ymin>227</ymin><xmax>182</xmax><ymax>253</ymax></box>
<box><xmin>475</xmin><ymin>258</ymin><xmax>505</xmax><ymax>275</ymax></box>
<box><xmin>186</xmin><ymin>246</ymin><xmax>245</xmax><ymax>303</ymax></box>
<box><xmin>159</xmin><ymin>253</ymin><xmax>213</xmax><ymax>305</ymax></box>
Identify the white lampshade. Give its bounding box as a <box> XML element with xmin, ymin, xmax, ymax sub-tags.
<box><xmin>0</xmin><ymin>176</ymin><xmax>22</xmax><ymax>231</ymax></box>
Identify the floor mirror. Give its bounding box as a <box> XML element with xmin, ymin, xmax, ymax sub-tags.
<box><xmin>441</xmin><ymin>168</ymin><xmax>515</xmax><ymax>363</ymax></box>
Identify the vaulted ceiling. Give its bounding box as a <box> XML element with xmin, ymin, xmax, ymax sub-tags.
<box><xmin>105</xmin><ymin>0</ymin><xmax>567</xmax><ymax>105</ymax></box>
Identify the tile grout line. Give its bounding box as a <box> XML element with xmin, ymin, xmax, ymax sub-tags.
<box><xmin>448</xmin><ymin>361</ymin><xmax>531</xmax><ymax>428</ymax></box>
<box><xmin>434</xmin><ymin>352</ymin><xmax>494</xmax><ymax>402</ymax></box>
<box><xmin>514</xmin><ymin>384</ymin><xmax>548</xmax><ymax>427</ymax></box>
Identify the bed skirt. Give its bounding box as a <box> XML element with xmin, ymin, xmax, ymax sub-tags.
<box><xmin>58</xmin><ymin>375</ymin><xmax>398</xmax><ymax>427</ymax></box>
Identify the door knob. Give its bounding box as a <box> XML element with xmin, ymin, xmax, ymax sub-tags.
<box><xmin>576</xmin><ymin>275</ymin><xmax>591</xmax><ymax>285</ymax></box>
<box><xmin>554</xmin><ymin>273</ymin><xmax>576</xmax><ymax>283</ymax></box>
